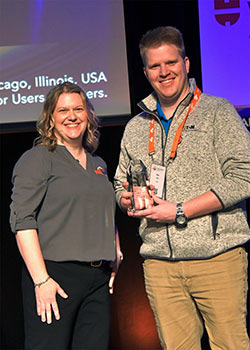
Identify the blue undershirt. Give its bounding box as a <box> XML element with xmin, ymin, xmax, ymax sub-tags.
<box><xmin>157</xmin><ymin>100</ymin><xmax>173</xmax><ymax>135</ymax></box>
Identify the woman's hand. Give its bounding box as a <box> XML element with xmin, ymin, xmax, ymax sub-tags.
<box><xmin>35</xmin><ymin>277</ymin><xmax>68</xmax><ymax>324</ymax></box>
<box><xmin>109</xmin><ymin>225</ymin><xmax>123</xmax><ymax>295</ymax></box>
<box><xmin>108</xmin><ymin>251</ymin><xmax>123</xmax><ymax>294</ymax></box>
<box><xmin>16</xmin><ymin>230</ymin><xmax>69</xmax><ymax>324</ymax></box>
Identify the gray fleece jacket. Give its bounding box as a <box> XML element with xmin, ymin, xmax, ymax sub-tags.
<box><xmin>114</xmin><ymin>79</ymin><xmax>250</xmax><ymax>260</ymax></box>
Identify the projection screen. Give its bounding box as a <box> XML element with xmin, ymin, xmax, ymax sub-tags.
<box><xmin>0</xmin><ymin>0</ymin><xmax>131</xmax><ymax>129</ymax></box>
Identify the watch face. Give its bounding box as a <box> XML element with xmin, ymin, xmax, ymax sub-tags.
<box><xmin>175</xmin><ymin>203</ymin><xmax>187</xmax><ymax>228</ymax></box>
<box><xmin>177</xmin><ymin>216</ymin><xmax>186</xmax><ymax>224</ymax></box>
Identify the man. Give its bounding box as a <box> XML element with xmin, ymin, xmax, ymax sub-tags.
<box><xmin>114</xmin><ymin>26</ymin><xmax>250</xmax><ymax>350</ymax></box>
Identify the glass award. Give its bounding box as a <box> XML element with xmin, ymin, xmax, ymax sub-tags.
<box><xmin>126</xmin><ymin>160</ymin><xmax>153</xmax><ymax>211</ymax></box>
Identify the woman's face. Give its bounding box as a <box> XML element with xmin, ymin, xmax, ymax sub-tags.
<box><xmin>52</xmin><ymin>92</ymin><xmax>88</xmax><ymax>145</ymax></box>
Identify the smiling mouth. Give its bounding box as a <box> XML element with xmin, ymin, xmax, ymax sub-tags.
<box><xmin>65</xmin><ymin>124</ymin><xmax>79</xmax><ymax>127</ymax></box>
<box><xmin>160</xmin><ymin>78</ymin><xmax>174</xmax><ymax>84</ymax></box>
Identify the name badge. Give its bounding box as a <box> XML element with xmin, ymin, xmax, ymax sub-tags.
<box><xmin>149</xmin><ymin>164</ymin><xmax>166</xmax><ymax>198</ymax></box>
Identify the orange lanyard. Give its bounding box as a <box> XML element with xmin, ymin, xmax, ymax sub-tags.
<box><xmin>148</xmin><ymin>86</ymin><xmax>201</xmax><ymax>159</ymax></box>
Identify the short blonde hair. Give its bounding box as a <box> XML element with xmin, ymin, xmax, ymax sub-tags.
<box><xmin>139</xmin><ymin>26</ymin><xmax>186</xmax><ymax>66</ymax></box>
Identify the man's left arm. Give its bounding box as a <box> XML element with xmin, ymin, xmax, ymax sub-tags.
<box><xmin>211</xmin><ymin>100</ymin><xmax>250</xmax><ymax>207</ymax></box>
<box><xmin>129</xmin><ymin>100</ymin><xmax>250</xmax><ymax>223</ymax></box>
<box><xmin>128</xmin><ymin>190</ymin><xmax>222</xmax><ymax>223</ymax></box>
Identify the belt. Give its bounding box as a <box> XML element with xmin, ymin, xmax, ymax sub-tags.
<box><xmin>86</xmin><ymin>260</ymin><xmax>109</xmax><ymax>268</ymax></box>
<box><xmin>68</xmin><ymin>260</ymin><xmax>110</xmax><ymax>268</ymax></box>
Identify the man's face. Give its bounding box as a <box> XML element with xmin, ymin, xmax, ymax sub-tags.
<box><xmin>143</xmin><ymin>44</ymin><xmax>190</xmax><ymax>107</ymax></box>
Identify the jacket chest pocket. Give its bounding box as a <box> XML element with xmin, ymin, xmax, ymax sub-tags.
<box><xmin>179</xmin><ymin>128</ymin><xmax>213</xmax><ymax>160</ymax></box>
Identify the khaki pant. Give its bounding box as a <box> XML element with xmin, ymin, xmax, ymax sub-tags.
<box><xmin>143</xmin><ymin>247</ymin><xmax>249</xmax><ymax>350</ymax></box>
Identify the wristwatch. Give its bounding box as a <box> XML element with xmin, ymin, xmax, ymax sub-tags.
<box><xmin>175</xmin><ymin>203</ymin><xmax>187</xmax><ymax>228</ymax></box>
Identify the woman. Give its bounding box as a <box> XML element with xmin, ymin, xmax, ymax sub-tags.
<box><xmin>10</xmin><ymin>82</ymin><xmax>122</xmax><ymax>349</ymax></box>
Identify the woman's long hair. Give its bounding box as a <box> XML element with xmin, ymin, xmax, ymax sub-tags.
<box><xmin>34</xmin><ymin>82</ymin><xmax>100</xmax><ymax>153</ymax></box>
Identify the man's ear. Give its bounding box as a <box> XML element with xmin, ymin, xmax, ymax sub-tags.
<box><xmin>143</xmin><ymin>66</ymin><xmax>148</xmax><ymax>79</ymax></box>
<box><xmin>184</xmin><ymin>57</ymin><xmax>190</xmax><ymax>74</ymax></box>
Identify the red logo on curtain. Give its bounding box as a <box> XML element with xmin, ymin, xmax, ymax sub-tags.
<box><xmin>214</xmin><ymin>0</ymin><xmax>240</xmax><ymax>25</ymax></box>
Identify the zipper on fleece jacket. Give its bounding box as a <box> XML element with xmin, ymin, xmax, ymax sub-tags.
<box><xmin>150</xmin><ymin>112</ymin><xmax>175</xmax><ymax>258</ymax></box>
<box><xmin>211</xmin><ymin>212</ymin><xmax>218</xmax><ymax>239</ymax></box>
<box><xmin>145</xmin><ymin>113</ymin><xmax>175</xmax><ymax>258</ymax></box>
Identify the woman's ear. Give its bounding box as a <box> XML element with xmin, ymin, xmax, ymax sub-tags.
<box><xmin>49</xmin><ymin>117</ymin><xmax>54</xmax><ymax>129</ymax></box>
